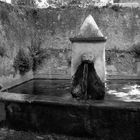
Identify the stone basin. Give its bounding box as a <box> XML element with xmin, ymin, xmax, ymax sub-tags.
<box><xmin>0</xmin><ymin>79</ymin><xmax>140</xmax><ymax>139</ymax></box>
<box><xmin>4</xmin><ymin>79</ymin><xmax>140</xmax><ymax>102</ymax></box>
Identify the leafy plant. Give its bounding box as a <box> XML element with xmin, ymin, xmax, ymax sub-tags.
<box><xmin>0</xmin><ymin>46</ymin><xmax>6</xmax><ymax>57</ymax></box>
<box><xmin>130</xmin><ymin>43</ymin><xmax>140</xmax><ymax>58</ymax></box>
<box><xmin>13</xmin><ymin>48</ymin><xmax>32</xmax><ymax>75</ymax></box>
<box><xmin>28</xmin><ymin>38</ymin><xmax>48</xmax><ymax>71</ymax></box>
<box><xmin>105</xmin><ymin>48</ymin><xmax>119</xmax><ymax>65</ymax></box>
<box><xmin>13</xmin><ymin>36</ymin><xmax>48</xmax><ymax>75</ymax></box>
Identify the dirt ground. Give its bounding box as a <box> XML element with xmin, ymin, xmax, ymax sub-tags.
<box><xmin>0</xmin><ymin>127</ymin><xmax>93</xmax><ymax>140</ymax></box>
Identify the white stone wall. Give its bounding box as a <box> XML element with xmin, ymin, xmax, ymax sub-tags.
<box><xmin>71</xmin><ymin>42</ymin><xmax>106</xmax><ymax>82</ymax></box>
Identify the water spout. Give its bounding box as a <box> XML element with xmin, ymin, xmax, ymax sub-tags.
<box><xmin>71</xmin><ymin>53</ymin><xmax>105</xmax><ymax>100</ymax></box>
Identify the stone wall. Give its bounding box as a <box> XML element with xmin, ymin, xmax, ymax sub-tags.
<box><xmin>0</xmin><ymin>2</ymin><xmax>140</xmax><ymax>85</ymax></box>
<box><xmin>2</xmin><ymin>97</ymin><xmax>140</xmax><ymax>139</ymax></box>
<box><xmin>11</xmin><ymin>0</ymin><xmax>115</xmax><ymax>8</ymax></box>
<box><xmin>10</xmin><ymin>0</ymin><xmax>140</xmax><ymax>7</ymax></box>
<box><xmin>119</xmin><ymin>0</ymin><xmax>140</xmax><ymax>4</ymax></box>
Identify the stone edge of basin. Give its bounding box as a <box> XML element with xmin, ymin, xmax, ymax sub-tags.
<box><xmin>1</xmin><ymin>74</ymin><xmax>140</xmax><ymax>111</ymax></box>
<box><xmin>1</xmin><ymin>91</ymin><xmax>140</xmax><ymax>111</ymax></box>
<box><xmin>0</xmin><ymin>72</ymin><xmax>34</xmax><ymax>92</ymax></box>
<box><xmin>2</xmin><ymin>74</ymin><xmax>140</xmax><ymax>92</ymax></box>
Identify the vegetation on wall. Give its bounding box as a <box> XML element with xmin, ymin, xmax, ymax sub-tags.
<box><xmin>129</xmin><ymin>43</ymin><xmax>140</xmax><ymax>58</ymax></box>
<box><xmin>12</xmin><ymin>0</ymin><xmax>35</xmax><ymax>6</ymax></box>
<box><xmin>13</xmin><ymin>38</ymin><xmax>48</xmax><ymax>75</ymax></box>
<box><xmin>0</xmin><ymin>46</ymin><xmax>7</xmax><ymax>57</ymax></box>
<box><xmin>28</xmin><ymin>38</ymin><xmax>48</xmax><ymax>71</ymax></box>
<box><xmin>105</xmin><ymin>47</ymin><xmax>120</xmax><ymax>65</ymax></box>
<box><xmin>106</xmin><ymin>47</ymin><xmax>136</xmax><ymax>74</ymax></box>
<box><xmin>13</xmin><ymin>48</ymin><xmax>32</xmax><ymax>75</ymax></box>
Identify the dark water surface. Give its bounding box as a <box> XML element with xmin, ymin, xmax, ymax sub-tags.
<box><xmin>7</xmin><ymin>79</ymin><xmax>71</xmax><ymax>97</ymax></box>
<box><xmin>6</xmin><ymin>79</ymin><xmax>140</xmax><ymax>102</ymax></box>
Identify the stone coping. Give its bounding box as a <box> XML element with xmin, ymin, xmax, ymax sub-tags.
<box><xmin>35</xmin><ymin>74</ymin><xmax>140</xmax><ymax>80</ymax></box>
<box><xmin>34</xmin><ymin>74</ymin><xmax>71</xmax><ymax>80</ymax></box>
<box><xmin>1</xmin><ymin>91</ymin><xmax>140</xmax><ymax>111</ymax></box>
<box><xmin>1</xmin><ymin>73</ymin><xmax>34</xmax><ymax>92</ymax></box>
<box><xmin>1</xmin><ymin>74</ymin><xmax>140</xmax><ymax>92</ymax></box>
<box><xmin>113</xmin><ymin>3</ymin><xmax>140</xmax><ymax>8</ymax></box>
<box><xmin>107</xmin><ymin>74</ymin><xmax>140</xmax><ymax>80</ymax></box>
<box><xmin>69</xmin><ymin>37</ymin><xmax>107</xmax><ymax>43</ymax></box>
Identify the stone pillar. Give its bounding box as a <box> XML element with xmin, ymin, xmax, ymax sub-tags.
<box><xmin>70</xmin><ymin>15</ymin><xmax>107</xmax><ymax>100</ymax></box>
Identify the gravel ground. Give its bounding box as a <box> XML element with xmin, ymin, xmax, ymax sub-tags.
<box><xmin>0</xmin><ymin>128</ymin><xmax>93</xmax><ymax>140</ymax></box>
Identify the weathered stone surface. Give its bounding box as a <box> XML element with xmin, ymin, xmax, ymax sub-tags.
<box><xmin>1</xmin><ymin>79</ymin><xmax>140</xmax><ymax>138</ymax></box>
<box><xmin>5</xmin><ymin>101</ymin><xmax>90</xmax><ymax>136</ymax></box>
<box><xmin>73</xmin><ymin>15</ymin><xmax>104</xmax><ymax>39</ymax></box>
<box><xmin>2</xmin><ymin>99</ymin><xmax>140</xmax><ymax>139</ymax></box>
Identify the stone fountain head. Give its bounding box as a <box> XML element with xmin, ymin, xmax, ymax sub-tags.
<box><xmin>70</xmin><ymin>15</ymin><xmax>107</xmax><ymax>100</ymax></box>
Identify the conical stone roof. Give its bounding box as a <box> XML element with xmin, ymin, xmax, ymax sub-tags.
<box><xmin>70</xmin><ymin>15</ymin><xmax>106</xmax><ymax>42</ymax></box>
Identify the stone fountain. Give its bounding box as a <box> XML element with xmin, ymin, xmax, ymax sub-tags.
<box><xmin>1</xmin><ymin>14</ymin><xmax>140</xmax><ymax>140</ymax></box>
<box><xmin>70</xmin><ymin>15</ymin><xmax>107</xmax><ymax>100</ymax></box>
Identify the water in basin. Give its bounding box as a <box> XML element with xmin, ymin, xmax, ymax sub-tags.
<box><xmin>5</xmin><ymin>79</ymin><xmax>71</xmax><ymax>98</ymax></box>
<box><xmin>5</xmin><ymin>79</ymin><xmax>140</xmax><ymax>102</ymax></box>
<box><xmin>106</xmin><ymin>79</ymin><xmax>140</xmax><ymax>102</ymax></box>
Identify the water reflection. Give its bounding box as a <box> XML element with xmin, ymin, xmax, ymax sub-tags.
<box><xmin>107</xmin><ymin>80</ymin><xmax>140</xmax><ymax>102</ymax></box>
